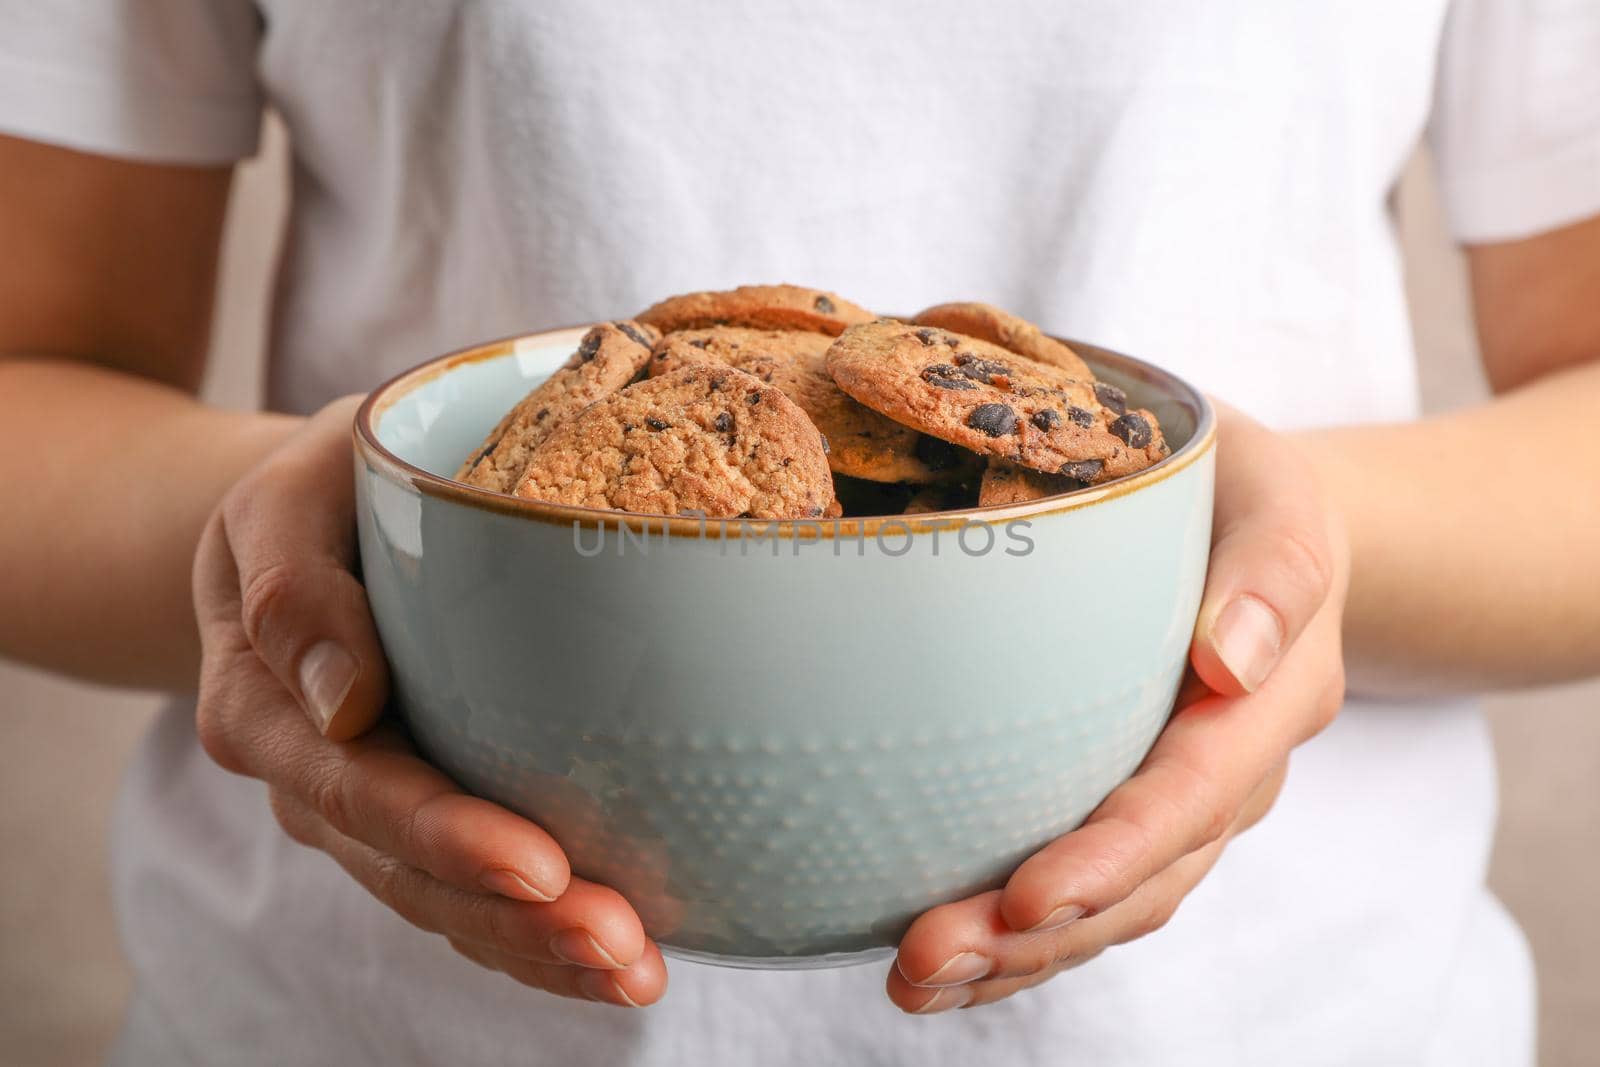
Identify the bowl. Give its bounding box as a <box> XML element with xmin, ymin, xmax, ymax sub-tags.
<box><xmin>353</xmin><ymin>325</ymin><xmax>1215</xmax><ymax>968</ymax></box>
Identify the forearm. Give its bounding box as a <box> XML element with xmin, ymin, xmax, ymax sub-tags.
<box><xmin>1298</xmin><ymin>357</ymin><xmax>1600</xmax><ymax>697</ymax></box>
<box><xmin>0</xmin><ymin>358</ymin><xmax>300</xmax><ymax>690</ymax></box>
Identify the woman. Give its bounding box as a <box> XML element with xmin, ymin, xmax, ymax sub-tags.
<box><xmin>1</xmin><ymin>2</ymin><xmax>1596</xmax><ymax>1064</ymax></box>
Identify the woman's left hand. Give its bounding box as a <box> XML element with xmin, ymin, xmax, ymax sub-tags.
<box><xmin>889</xmin><ymin>402</ymin><xmax>1350</xmax><ymax>1013</ymax></box>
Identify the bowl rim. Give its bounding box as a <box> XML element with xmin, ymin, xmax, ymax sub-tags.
<box><xmin>354</xmin><ymin>324</ymin><xmax>1216</xmax><ymax>537</ymax></box>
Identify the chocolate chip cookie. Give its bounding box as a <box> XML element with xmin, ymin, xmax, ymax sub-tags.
<box><xmin>903</xmin><ymin>480</ymin><xmax>980</xmax><ymax>515</ymax></box>
<box><xmin>456</xmin><ymin>321</ymin><xmax>660</xmax><ymax>492</ymax></box>
<box><xmin>514</xmin><ymin>365</ymin><xmax>837</xmax><ymax>519</ymax></box>
<box><xmin>826</xmin><ymin>320</ymin><xmax>1168</xmax><ymax>482</ymax></box>
<box><xmin>636</xmin><ymin>284</ymin><xmax>875</xmax><ymax>337</ymax></box>
<box><xmin>912</xmin><ymin>302</ymin><xmax>1093</xmax><ymax>379</ymax></box>
<box><xmin>650</xmin><ymin>326</ymin><xmax>956</xmax><ymax>484</ymax></box>
<box><xmin>978</xmin><ymin>458</ymin><xmax>1093</xmax><ymax>507</ymax></box>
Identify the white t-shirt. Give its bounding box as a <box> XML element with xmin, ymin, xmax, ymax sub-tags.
<box><xmin>4</xmin><ymin>2</ymin><xmax>1597</xmax><ymax>1064</ymax></box>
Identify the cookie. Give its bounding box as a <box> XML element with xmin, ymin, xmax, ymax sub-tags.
<box><xmin>978</xmin><ymin>458</ymin><xmax>1091</xmax><ymax>507</ymax></box>
<box><xmin>515</xmin><ymin>365</ymin><xmax>837</xmax><ymax>519</ymax></box>
<box><xmin>902</xmin><ymin>480</ymin><xmax>980</xmax><ymax>515</ymax></box>
<box><xmin>635</xmin><ymin>284</ymin><xmax>875</xmax><ymax>337</ymax></box>
<box><xmin>831</xmin><ymin>474</ymin><xmax>916</xmax><ymax>518</ymax></box>
<box><xmin>912</xmin><ymin>302</ymin><xmax>1093</xmax><ymax>380</ymax></box>
<box><xmin>826</xmin><ymin>320</ymin><xmax>1168</xmax><ymax>482</ymax></box>
<box><xmin>650</xmin><ymin>326</ymin><xmax>957</xmax><ymax>484</ymax></box>
<box><xmin>456</xmin><ymin>321</ymin><xmax>660</xmax><ymax>492</ymax></box>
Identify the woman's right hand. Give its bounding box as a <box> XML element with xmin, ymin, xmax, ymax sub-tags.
<box><xmin>191</xmin><ymin>396</ymin><xmax>667</xmax><ymax>1007</ymax></box>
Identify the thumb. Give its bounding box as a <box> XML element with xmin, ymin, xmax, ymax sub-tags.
<box><xmin>1190</xmin><ymin>403</ymin><xmax>1339</xmax><ymax>696</ymax></box>
<box><xmin>221</xmin><ymin>395</ymin><xmax>390</xmax><ymax>740</ymax></box>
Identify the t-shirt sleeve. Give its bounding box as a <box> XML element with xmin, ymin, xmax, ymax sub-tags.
<box><xmin>1427</xmin><ymin>0</ymin><xmax>1600</xmax><ymax>243</ymax></box>
<box><xmin>0</xmin><ymin>0</ymin><xmax>264</xmax><ymax>165</ymax></box>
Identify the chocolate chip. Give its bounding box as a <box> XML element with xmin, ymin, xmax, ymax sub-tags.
<box><xmin>1094</xmin><ymin>382</ymin><xmax>1127</xmax><ymax>415</ymax></box>
<box><xmin>1067</xmin><ymin>406</ymin><xmax>1095</xmax><ymax>428</ymax></box>
<box><xmin>1059</xmin><ymin>459</ymin><xmax>1104</xmax><ymax>482</ymax></box>
<box><xmin>645</xmin><ymin>416</ymin><xmax>669</xmax><ymax>431</ymax></box>
<box><xmin>713</xmin><ymin>412</ymin><xmax>734</xmax><ymax>433</ymax></box>
<box><xmin>1031</xmin><ymin>409</ymin><xmax>1061</xmax><ymax>431</ymax></box>
<box><xmin>953</xmin><ymin>353</ymin><xmax>1013</xmax><ymax>384</ymax></box>
<box><xmin>747</xmin><ymin>391</ymin><xmax>761</xmax><ymax>405</ymax></box>
<box><xmin>622</xmin><ymin>422</ymin><xmax>636</xmax><ymax>432</ymax></box>
<box><xmin>577</xmin><ymin>330</ymin><xmax>603</xmax><ymax>362</ymax></box>
<box><xmin>915</xmin><ymin>328</ymin><xmax>938</xmax><ymax>346</ymax></box>
<box><xmin>968</xmin><ymin>403</ymin><xmax>1018</xmax><ymax>437</ymax></box>
<box><xmin>688</xmin><ymin>338</ymin><xmax>710</xmax><ymax>349</ymax></box>
<box><xmin>782</xmin><ymin>457</ymin><xmax>792</xmax><ymax>468</ymax></box>
<box><xmin>922</xmin><ymin>364</ymin><xmax>978</xmax><ymax>390</ymax></box>
<box><xmin>1110</xmin><ymin>412</ymin><xmax>1152</xmax><ymax>448</ymax></box>
<box><xmin>953</xmin><ymin>352</ymin><xmax>1000</xmax><ymax>369</ymax></box>
<box><xmin>807</xmin><ymin>505</ymin><xmax>825</xmax><ymax>517</ymax></box>
<box><xmin>814</xmin><ymin>294</ymin><xmax>835</xmax><ymax>314</ymax></box>
<box><xmin>914</xmin><ymin>434</ymin><xmax>962</xmax><ymax>471</ymax></box>
<box><xmin>469</xmin><ymin>436</ymin><xmax>501</xmax><ymax>470</ymax></box>
<box><xmin>535</xmin><ymin>408</ymin><xmax>550</xmax><ymax>422</ymax></box>
<box><xmin>615</xmin><ymin>321</ymin><xmax>651</xmax><ymax>347</ymax></box>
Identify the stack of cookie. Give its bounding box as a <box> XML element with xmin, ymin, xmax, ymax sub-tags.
<box><xmin>455</xmin><ymin>285</ymin><xmax>1169</xmax><ymax>519</ymax></box>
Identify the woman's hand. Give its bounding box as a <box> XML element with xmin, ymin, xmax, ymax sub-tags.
<box><xmin>192</xmin><ymin>396</ymin><xmax>667</xmax><ymax>1007</ymax></box>
<box><xmin>889</xmin><ymin>403</ymin><xmax>1349</xmax><ymax>1013</ymax></box>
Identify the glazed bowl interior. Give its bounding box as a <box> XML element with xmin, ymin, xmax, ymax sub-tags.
<box><xmin>356</xmin><ymin>326</ymin><xmax>1215</xmax><ymax>968</ymax></box>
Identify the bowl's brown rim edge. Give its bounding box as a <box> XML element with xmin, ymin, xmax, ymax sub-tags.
<box><xmin>353</xmin><ymin>324</ymin><xmax>1217</xmax><ymax>537</ymax></box>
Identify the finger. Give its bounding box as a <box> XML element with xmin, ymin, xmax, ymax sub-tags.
<box><xmin>449</xmin><ymin>936</ymin><xmax>668</xmax><ymax>1008</ymax></box>
<box><xmin>316</xmin><ymin>724</ymin><xmax>578</xmax><ymax>903</ymax></box>
<box><xmin>947</xmin><ymin>951</ymin><xmax>1102</xmax><ymax>1011</ymax></box>
<box><xmin>1190</xmin><ymin>402</ymin><xmax>1342</xmax><ymax>696</ymax></box>
<box><xmin>1234</xmin><ymin>759</ymin><xmax>1288</xmax><ymax>836</ymax></box>
<box><xmin>271</xmin><ymin>791</ymin><xmax>648</xmax><ymax>970</ymax></box>
<box><xmin>201</xmin><ymin>634</ymin><xmax>573</xmax><ymax>903</ymax></box>
<box><xmin>192</xmin><ymin>525</ymin><xmax>291</xmax><ymax>778</ymax></box>
<box><xmin>218</xmin><ymin>395</ymin><xmax>389</xmax><ymax>739</ymax></box>
<box><xmin>888</xmin><ymin>891</ymin><xmax>1108</xmax><ymax>1012</ymax></box>
<box><xmin>893</xmin><ymin>832</ymin><xmax>1231</xmax><ymax>1013</ymax></box>
<box><xmin>898</xmin><ymin>764</ymin><xmax>1285</xmax><ymax>1000</ymax></box>
<box><xmin>888</xmin><ymin>950</ymin><xmax>1103</xmax><ymax>1015</ymax></box>
<box><xmin>999</xmin><ymin>602</ymin><xmax>1343</xmax><ymax>933</ymax></box>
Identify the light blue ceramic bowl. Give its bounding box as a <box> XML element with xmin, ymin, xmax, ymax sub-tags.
<box><xmin>354</xmin><ymin>326</ymin><xmax>1215</xmax><ymax>969</ymax></box>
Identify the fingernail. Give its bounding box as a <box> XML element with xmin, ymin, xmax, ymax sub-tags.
<box><xmin>551</xmin><ymin>929</ymin><xmax>623</xmax><ymax>970</ymax></box>
<box><xmin>579</xmin><ymin>969</ymin><xmax>641</xmax><ymax>1007</ymax></box>
<box><xmin>916</xmin><ymin>951</ymin><xmax>990</xmax><ymax>987</ymax></box>
<box><xmin>1025</xmin><ymin>903</ymin><xmax>1086</xmax><ymax>933</ymax></box>
<box><xmin>478</xmin><ymin>868</ymin><xmax>556</xmax><ymax>903</ymax></box>
<box><xmin>913</xmin><ymin>986</ymin><xmax>974</xmax><ymax>1014</ymax></box>
<box><xmin>298</xmin><ymin>641</ymin><xmax>359</xmax><ymax>733</ymax></box>
<box><xmin>1211</xmin><ymin>596</ymin><xmax>1283</xmax><ymax>693</ymax></box>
